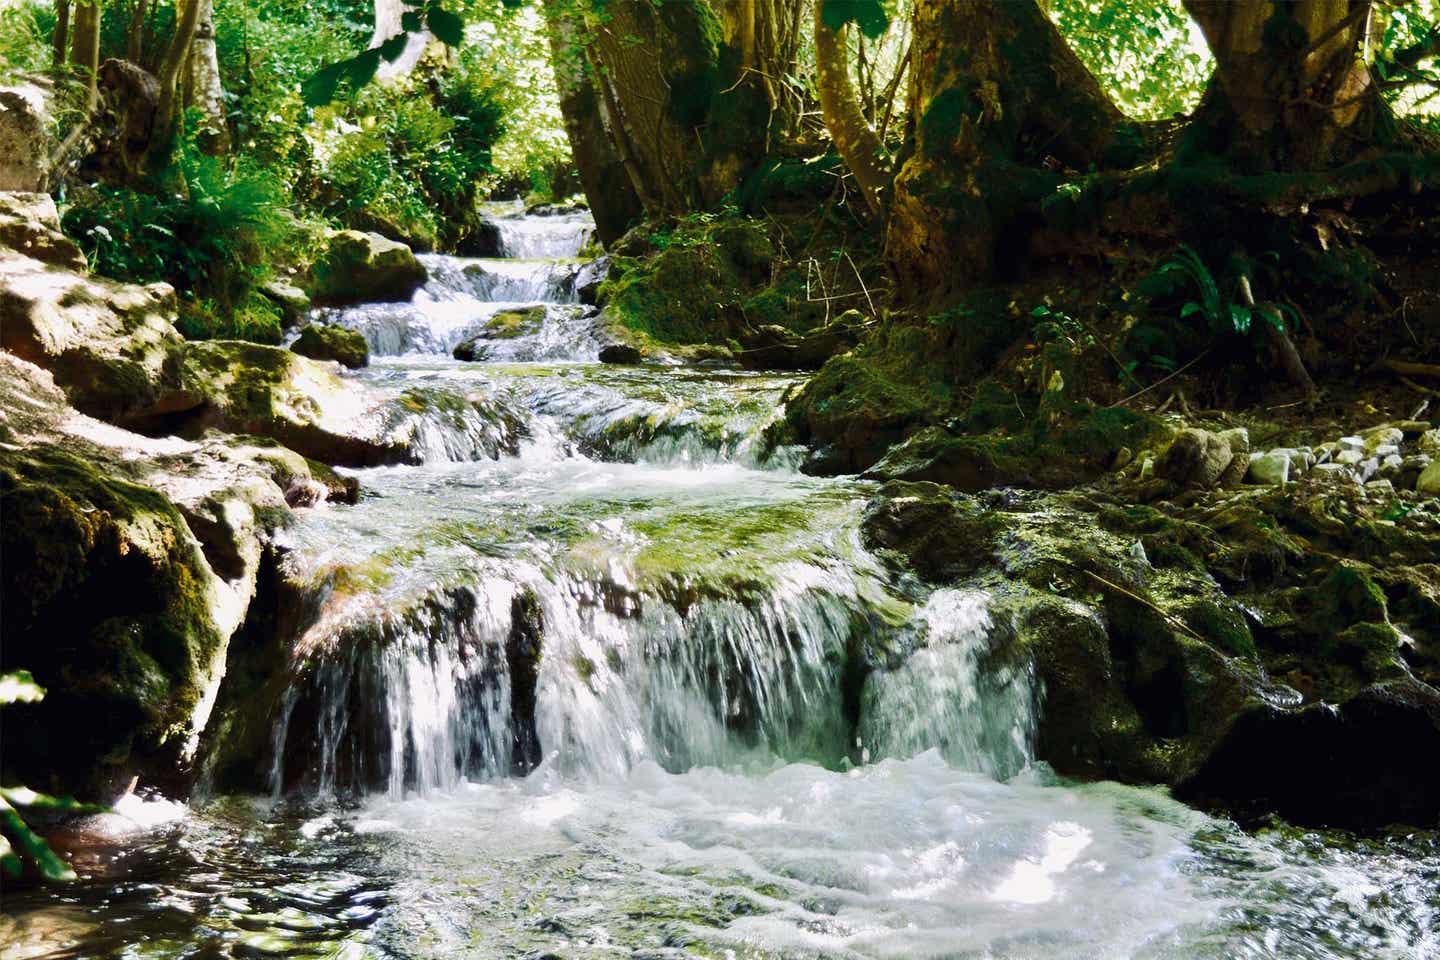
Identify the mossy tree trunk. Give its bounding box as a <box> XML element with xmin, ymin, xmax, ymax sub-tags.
<box><xmin>185</xmin><ymin>0</ymin><xmax>229</xmax><ymax>155</ymax></box>
<box><xmin>52</xmin><ymin>0</ymin><xmax>71</xmax><ymax>71</ymax></box>
<box><xmin>813</xmin><ymin>2</ymin><xmax>888</xmax><ymax>215</ymax></box>
<box><xmin>544</xmin><ymin>0</ymin><xmax>643</xmax><ymax>244</ymax></box>
<box><xmin>146</xmin><ymin>0</ymin><xmax>203</xmax><ymax>172</ymax></box>
<box><xmin>1181</xmin><ymin>0</ymin><xmax>1389</xmax><ymax>170</ymax></box>
<box><xmin>577</xmin><ymin>0</ymin><xmax>797</xmax><ymax>215</ymax></box>
<box><xmin>886</xmin><ymin>0</ymin><xmax>1123</xmax><ymax>299</ymax></box>
<box><xmin>69</xmin><ymin>0</ymin><xmax>102</xmax><ymax>105</ymax></box>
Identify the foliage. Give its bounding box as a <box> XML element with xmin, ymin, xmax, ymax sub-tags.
<box><xmin>1049</xmin><ymin>0</ymin><xmax>1211</xmax><ymax>120</ymax></box>
<box><xmin>1138</xmin><ymin>245</ymin><xmax>1294</xmax><ymax>339</ymax></box>
<box><xmin>1</xmin><ymin>671</ymin><xmax>108</xmax><ymax>883</ymax></box>
<box><xmin>62</xmin><ymin>120</ymin><xmax>317</xmax><ymax>341</ymax></box>
<box><xmin>0</xmin><ymin>1</ymin><xmax>50</xmax><ymax>81</ymax></box>
<box><xmin>301</xmin><ymin>0</ymin><xmax>469</xmax><ymax>106</ymax></box>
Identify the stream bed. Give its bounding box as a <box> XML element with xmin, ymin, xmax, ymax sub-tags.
<box><xmin>3</xmin><ymin>211</ymin><xmax>1437</xmax><ymax>960</ymax></box>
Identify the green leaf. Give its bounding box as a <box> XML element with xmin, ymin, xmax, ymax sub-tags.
<box><xmin>1179</xmin><ymin>301</ymin><xmax>1202</xmax><ymax>319</ymax></box>
<box><xmin>427</xmin><ymin>6</ymin><xmax>465</xmax><ymax>46</ymax></box>
<box><xmin>0</xmin><ymin>796</ymin><xmax>76</xmax><ymax>882</ymax></box>
<box><xmin>0</xmin><ymin>786</ymin><xmax>109</xmax><ymax>816</ymax></box>
<box><xmin>400</xmin><ymin>10</ymin><xmax>423</xmax><ymax>32</ymax></box>
<box><xmin>1229</xmin><ymin>304</ymin><xmax>1252</xmax><ymax>335</ymax></box>
<box><xmin>0</xmin><ymin>670</ymin><xmax>44</xmax><ymax>705</ymax></box>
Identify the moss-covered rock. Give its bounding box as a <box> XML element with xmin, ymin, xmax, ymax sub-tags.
<box><xmin>0</xmin><ymin>354</ymin><xmax>349</xmax><ymax>801</ymax></box>
<box><xmin>0</xmin><ymin>192</ymin><xmax>86</xmax><ymax>270</ymax></box>
<box><xmin>307</xmin><ymin>230</ymin><xmax>427</xmax><ymax>306</ymax></box>
<box><xmin>291</xmin><ymin>323</ymin><xmax>369</xmax><ymax>369</ymax></box>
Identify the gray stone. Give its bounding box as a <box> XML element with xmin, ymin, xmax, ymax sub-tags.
<box><xmin>1364</xmin><ymin>479</ymin><xmax>1395</xmax><ymax>497</ymax></box>
<box><xmin>1361</xmin><ymin>426</ymin><xmax>1404</xmax><ymax>455</ymax></box>
<box><xmin>1156</xmin><ymin>428</ymin><xmax>1235</xmax><ymax>489</ymax></box>
<box><xmin>1378</xmin><ymin>454</ymin><xmax>1404</xmax><ymax>477</ymax></box>
<box><xmin>309</xmin><ymin>230</ymin><xmax>427</xmax><ymax>306</ymax></box>
<box><xmin>1336</xmin><ymin>448</ymin><xmax>1365</xmax><ymax>467</ymax></box>
<box><xmin>0</xmin><ymin>86</ymin><xmax>49</xmax><ymax>192</ymax></box>
<box><xmin>1247</xmin><ymin>450</ymin><xmax>1292</xmax><ymax>485</ymax></box>
<box><xmin>1311</xmin><ymin>462</ymin><xmax>1359</xmax><ymax>484</ymax></box>
<box><xmin>1418</xmin><ymin>460</ymin><xmax>1440</xmax><ymax>497</ymax></box>
<box><xmin>1419</xmin><ymin>429</ymin><xmax>1440</xmax><ymax>459</ymax></box>
<box><xmin>1338</xmin><ymin>435</ymin><xmax>1365</xmax><ymax>454</ymax></box>
<box><xmin>1358</xmin><ymin>458</ymin><xmax>1380</xmax><ymax>483</ymax></box>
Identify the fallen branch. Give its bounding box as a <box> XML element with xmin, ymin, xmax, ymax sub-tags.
<box><xmin>1078</xmin><ymin>569</ymin><xmax>1206</xmax><ymax>643</ymax></box>
<box><xmin>1108</xmin><ymin>351</ymin><xmax>1209</xmax><ymax>409</ymax></box>
<box><xmin>1382</xmin><ymin>358</ymin><xmax>1440</xmax><ymax>379</ymax></box>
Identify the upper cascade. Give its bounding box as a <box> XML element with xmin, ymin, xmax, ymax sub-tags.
<box><xmin>488</xmin><ymin>207</ymin><xmax>595</xmax><ymax>260</ymax></box>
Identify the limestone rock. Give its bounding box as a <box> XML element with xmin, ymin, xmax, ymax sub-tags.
<box><xmin>0</xmin><ymin>86</ymin><xmax>49</xmax><ymax>192</ymax></box>
<box><xmin>0</xmin><ymin>191</ymin><xmax>85</xmax><ymax>269</ymax></box>
<box><xmin>0</xmin><ymin>353</ymin><xmax>348</xmax><ymax>800</ymax></box>
<box><xmin>291</xmin><ymin>323</ymin><xmax>368</xmax><ymax>369</ymax></box>
<box><xmin>1155</xmin><ymin>428</ymin><xmax>1234</xmax><ymax>488</ymax></box>
<box><xmin>260</xmin><ymin>279</ymin><xmax>312</xmax><ymax>326</ymax></box>
<box><xmin>1420</xmin><ymin>429</ymin><xmax>1440</xmax><ymax>459</ymax></box>
<box><xmin>1248</xmin><ymin>450</ymin><xmax>1292</xmax><ymax>485</ymax></box>
<box><xmin>309</xmin><ymin>230</ymin><xmax>427</xmax><ymax>306</ymax></box>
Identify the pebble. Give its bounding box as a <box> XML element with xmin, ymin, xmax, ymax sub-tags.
<box><xmin>1338</xmin><ymin>436</ymin><xmax>1365</xmax><ymax>454</ymax></box>
<box><xmin>1311</xmin><ymin>462</ymin><xmax>1358</xmax><ymax>484</ymax></box>
<box><xmin>1335</xmin><ymin>448</ymin><xmax>1364</xmax><ymax>467</ymax></box>
<box><xmin>1418</xmin><ymin>460</ymin><xmax>1440</xmax><ymax>497</ymax></box>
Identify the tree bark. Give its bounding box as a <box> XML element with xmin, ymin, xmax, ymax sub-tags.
<box><xmin>813</xmin><ymin>4</ymin><xmax>888</xmax><ymax>215</ymax></box>
<box><xmin>69</xmin><ymin>1</ymin><xmax>102</xmax><ymax>104</ymax></box>
<box><xmin>127</xmin><ymin>0</ymin><xmax>149</xmax><ymax>62</ymax></box>
<box><xmin>52</xmin><ymin>0</ymin><xmax>71</xmax><ymax>71</ymax></box>
<box><xmin>543</xmin><ymin>0</ymin><xmax>643</xmax><ymax>243</ymax></box>
<box><xmin>886</xmin><ymin>0</ymin><xmax>1122</xmax><ymax>297</ymax></box>
<box><xmin>185</xmin><ymin>0</ymin><xmax>229</xmax><ymax>155</ymax></box>
<box><xmin>149</xmin><ymin>0</ymin><xmax>204</xmax><ymax>169</ymax></box>
<box><xmin>1181</xmin><ymin>0</ymin><xmax>1386</xmax><ymax>170</ymax></box>
<box><xmin>577</xmin><ymin>0</ymin><xmax>797</xmax><ymax>215</ymax></box>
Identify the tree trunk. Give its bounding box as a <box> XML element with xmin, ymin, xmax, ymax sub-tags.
<box><xmin>52</xmin><ymin>0</ymin><xmax>71</xmax><ymax>71</ymax></box>
<box><xmin>149</xmin><ymin>0</ymin><xmax>204</xmax><ymax>170</ymax></box>
<box><xmin>371</xmin><ymin>0</ymin><xmax>431</xmax><ymax>79</ymax></box>
<box><xmin>185</xmin><ymin>0</ymin><xmax>229</xmax><ymax>155</ymax></box>
<box><xmin>69</xmin><ymin>1</ymin><xmax>102</xmax><ymax>105</ymax></box>
<box><xmin>543</xmin><ymin>0</ymin><xmax>643</xmax><ymax>244</ymax></box>
<box><xmin>578</xmin><ymin>0</ymin><xmax>796</xmax><ymax>215</ymax></box>
<box><xmin>1181</xmin><ymin>0</ymin><xmax>1385</xmax><ymax>170</ymax></box>
<box><xmin>813</xmin><ymin>4</ymin><xmax>888</xmax><ymax>215</ymax></box>
<box><xmin>127</xmin><ymin>0</ymin><xmax>148</xmax><ymax>62</ymax></box>
<box><xmin>886</xmin><ymin>0</ymin><xmax>1122</xmax><ymax>297</ymax></box>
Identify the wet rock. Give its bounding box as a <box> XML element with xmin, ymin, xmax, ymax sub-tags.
<box><xmin>0</xmin><ymin>191</ymin><xmax>85</xmax><ymax>269</ymax></box>
<box><xmin>860</xmin><ymin>481</ymin><xmax>1002</xmax><ymax>581</ymax></box>
<box><xmin>1178</xmin><ymin>678</ymin><xmax>1440</xmax><ymax>829</ymax></box>
<box><xmin>0</xmin><ymin>354</ymin><xmax>348</xmax><ymax>800</ymax></box>
<box><xmin>455</xmin><ymin>218</ymin><xmax>502</xmax><ymax>257</ymax></box>
<box><xmin>575</xmin><ymin>255</ymin><xmax>610</xmax><ymax>306</ymax></box>
<box><xmin>291</xmin><ymin>323</ymin><xmax>368</xmax><ymax>369</ymax></box>
<box><xmin>0</xmin><ymin>86</ymin><xmax>49</xmax><ymax>191</ymax></box>
<box><xmin>452</xmin><ymin>337</ymin><xmax>488</xmax><ymax>362</ymax></box>
<box><xmin>599</xmin><ymin>342</ymin><xmax>642</xmax><ymax>364</ymax></box>
<box><xmin>738</xmin><ymin>311</ymin><xmax>864</xmax><ymax>371</ymax></box>
<box><xmin>308</xmin><ymin>230</ymin><xmax>427</xmax><ymax>306</ymax></box>
<box><xmin>480</xmin><ymin>305</ymin><xmax>546</xmax><ymax>340</ymax></box>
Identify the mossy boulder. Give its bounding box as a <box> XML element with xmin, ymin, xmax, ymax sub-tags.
<box><xmin>861</xmin><ymin>481</ymin><xmax>1004</xmax><ymax>581</ymax></box>
<box><xmin>308</xmin><ymin>230</ymin><xmax>427</xmax><ymax>306</ymax></box>
<box><xmin>291</xmin><ymin>323</ymin><xmax>369</xmax><ymax>369</ymax></box>
<box><xmin>0</xmin><ymin>354</ymin><xmax>349</xmax><ymax>801</ymax></box>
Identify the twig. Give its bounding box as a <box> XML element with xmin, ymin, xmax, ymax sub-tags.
<box><xmin>843</xmin><ymin>250</ymin><xmax>877</xmax><ymax>316</ymax></box>
<box><xmin>1079</xmin><ymin>569</ymin><xmax>1206</xmax><ymax>643</ymax></box>
<box><xmin>1399</xmin><ymin>375</ymin><xmax>1440</xmax><ymax>398</ymax></box>
<box><xmin>1108</xmin><ymin>351</ymin><xmax>1209</xmax><ymax>409</ymax></box>
<box><xmin>1382</xmin><ymin>358</ymin><xmax>1440</xmax><ymax>379</ymax></box>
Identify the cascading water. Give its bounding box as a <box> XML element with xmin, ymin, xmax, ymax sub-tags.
<box><xmin>10</xmin><ymin>209</ymin><xmax>1435</xmax><ymax>960</ymax></box>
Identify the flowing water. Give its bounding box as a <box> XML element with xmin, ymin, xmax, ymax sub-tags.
<box><xmin>4</xmin><ymin>212</ymin><xmax>1437</xmax><ymax>960</ymax></box>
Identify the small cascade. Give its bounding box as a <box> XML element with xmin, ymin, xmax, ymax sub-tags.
<box><xmin>488</xmin><ymin>208</ymin><xmax>594</xmax><ymax>259</ymax></box>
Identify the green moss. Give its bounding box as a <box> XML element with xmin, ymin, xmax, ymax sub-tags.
<box><xmin>291</xmin><ymin>324</ymin><xmax>368</xmax><ymax>369</ymax></box>
<box><xmin>1184</xmin><ymin>599</ymin><xmax>1257</xmax><ymax>659</ymax></box>
<box><xmin>481</xmin><ymin>306</ymin><xmax>545</xmax><ymax>339</ymax></box>
<box><xmin>1318</xmin><ymin>563</ymin><xmax>1389</xmax><ymax>627</ymax></box>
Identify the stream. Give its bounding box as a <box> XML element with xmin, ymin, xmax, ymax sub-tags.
<box><xmin>2</xmin><ymin>210</ymin><xmax>1437</xmax><ymax>959</ymax></box>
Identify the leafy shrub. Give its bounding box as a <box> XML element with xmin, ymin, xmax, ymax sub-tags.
<box><xmin>63</xmin><ymin>123</ymin><xmax>321</xmax><ymax>341</ymax></box>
